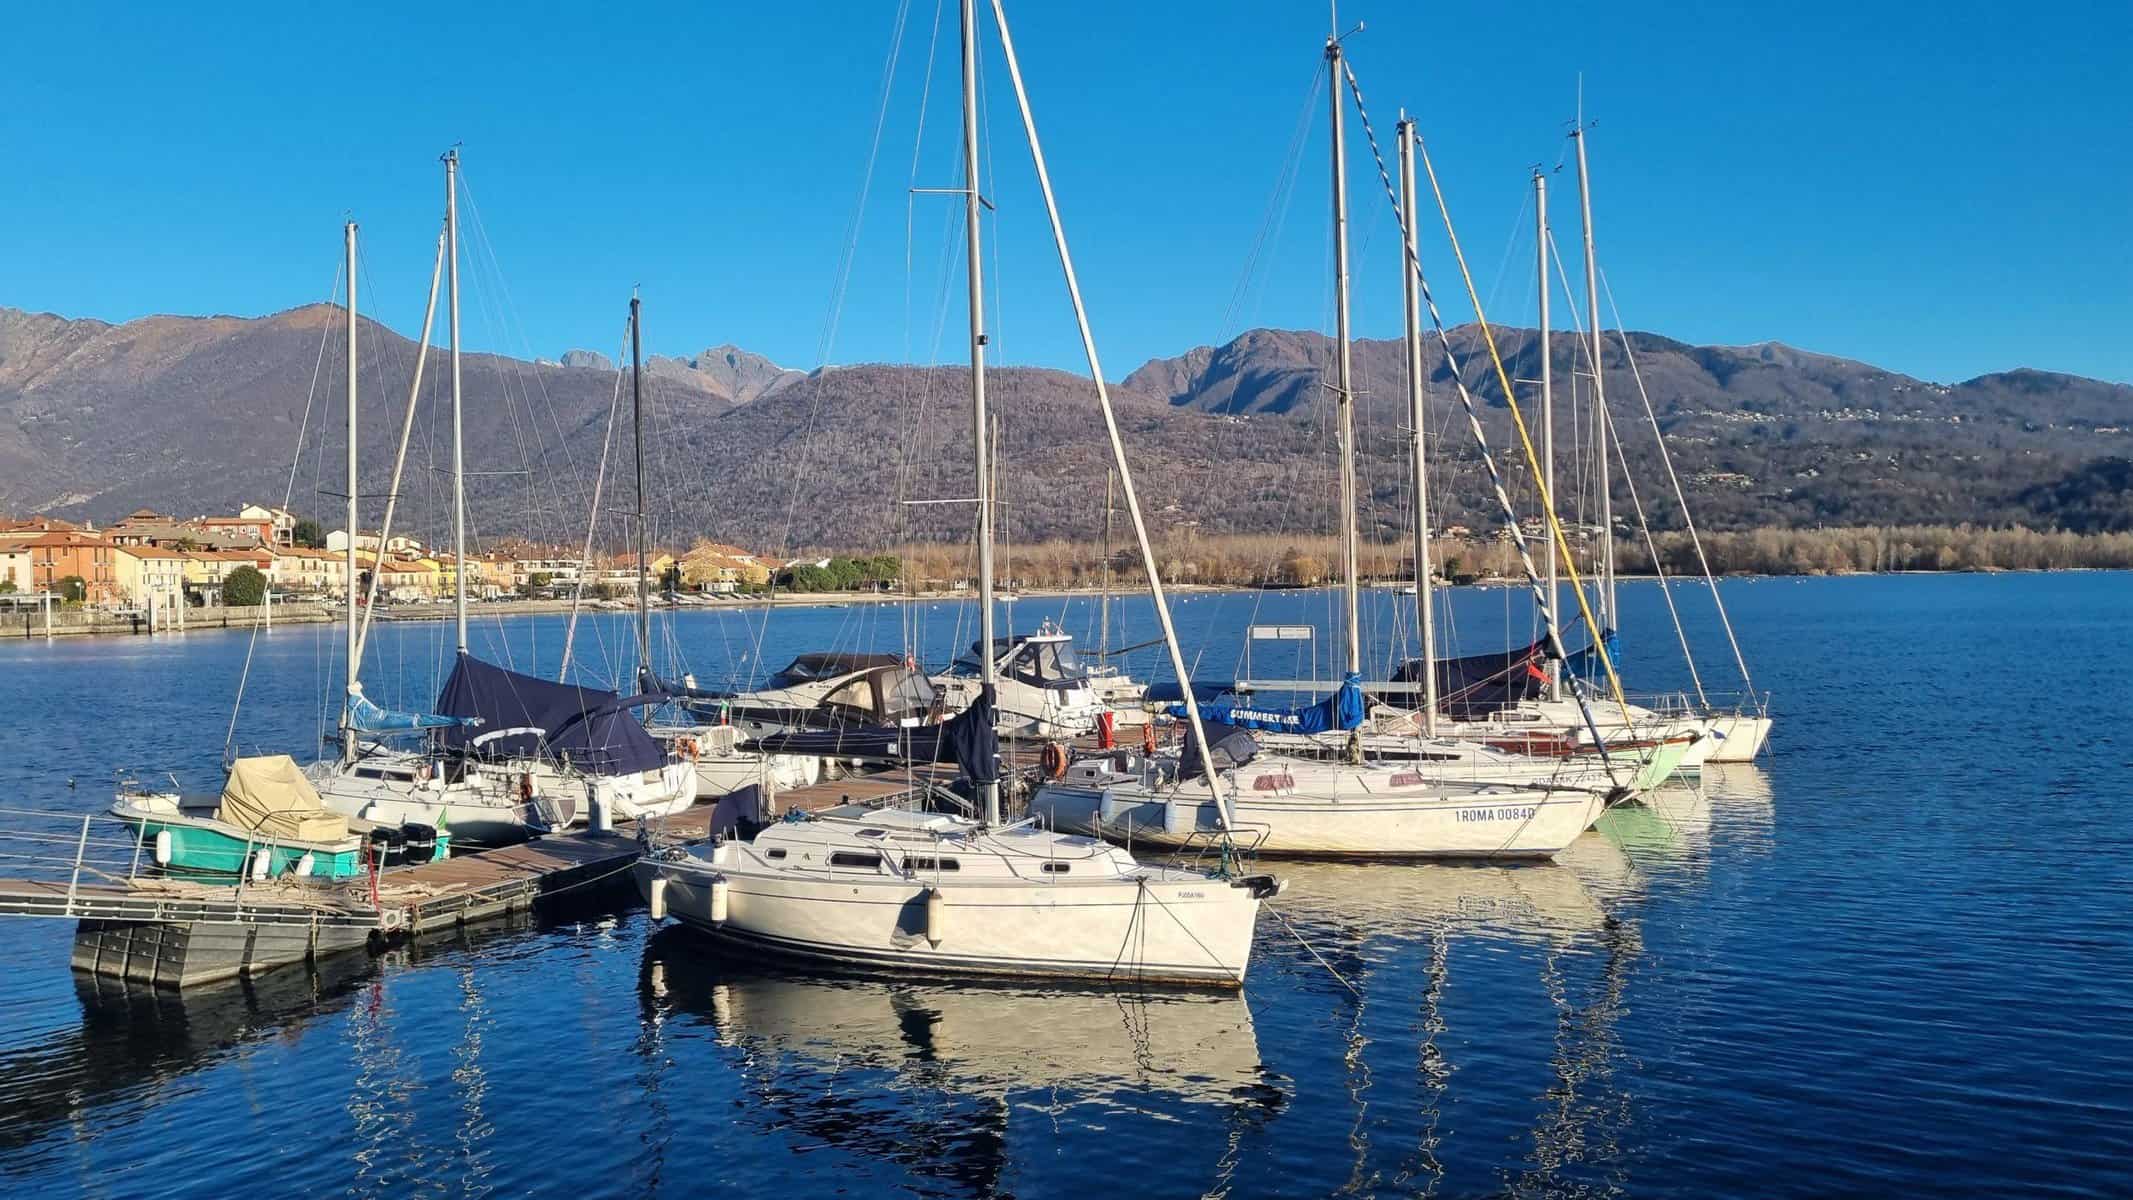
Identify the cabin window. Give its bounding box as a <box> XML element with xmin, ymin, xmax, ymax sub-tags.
<box><xmin>765</xmin><ymin>848</ymin><xmax>787</xmax><ymax>860</ymax></box>
<box><xmin>904</xmin><ymin>856</ymin><xmax>960</xmax><ymax>872</ymax></box>
<box><xmin>1041</xmin><ymin>862</ymin><xmax>1071</xmax><ymax>874</ymax></box>
<box><xmin>829</xmin><ymin>851</ymin><xmax>883</xmax><ymax>869</ymax></box>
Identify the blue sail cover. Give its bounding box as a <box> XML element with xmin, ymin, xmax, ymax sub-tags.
<box><xmin>1390</xmin><ymin>639</ymin><xmax>1553</xmax><ymax>719</ymax></box>
<box><xmin>345</xmin><ymin>689</ymin><xmax>475</xmax><ymax>734</ymax></box>
<box><xmin>435</xmin><ymin>654</ymin><xmax>668</xmax><ymax>775</ymax></box>
<box><xmin>1171</xmin><ymin>673</ymin><xmax>1365</xmax><ymax>734</ymax></box>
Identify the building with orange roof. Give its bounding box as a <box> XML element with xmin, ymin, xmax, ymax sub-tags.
<box><xmin>23</xmin><ymin>530</ymin><xmax>118</xmax><ymax>603</ymax></box>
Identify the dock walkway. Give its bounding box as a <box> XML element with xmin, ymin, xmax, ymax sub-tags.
<box><xmin>1</xmin><ymin>745</ymin><xmax>1056</xmax><ymax>988</ymax></box>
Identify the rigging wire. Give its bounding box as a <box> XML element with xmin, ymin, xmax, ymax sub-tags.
<box><xmin>1598</xmin><ymin>265</ymin><xmax>1757</xmax><ymax>696</ymax></box>
<box><xmin>226</xmin><ymin>257</ymin><xmax>343</xmax><ymax>766</ymax></box>
<box><xmin>1543</xmin><ymin>232</ymin><xmax>1706</xmax><ymax>703</ymax></box>
<box><xmin>1336</xmin><ymin>59</ymin><xmax>1633</xmax><ymax>761</ymax></box>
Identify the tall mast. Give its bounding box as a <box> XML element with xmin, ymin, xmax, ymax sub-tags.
<box><xmin>631</xmin><ymin>294</ymin><xmax>651</xmax><ymax>689</ymax></box>
<box><xmin>342</xmin><ymin>219</ymin><xmax>359</xmax><ymax>761</ymax></box>
<box><xmin>1572</xmin><ymin>123</ymin><xmax>1614</xmax><ymax>634</ymax></box>
<box><xmin>960</xmin><ymin>0</ymin><xmax>999</xmax><ymax>827</ymax></box>
<box><xmin>1326</xmin><ymin>28</ymin><xmax>1361</xmax><ymax>680</ymax></box>
<box><xmin>445</xmin><ymin>149</ymin><xmax>469</xmax><ymax>654</ymax></box>
<box><xmin>1396</xmin><ymin>117</ymin><xmax>1437</xmax><ymax>736</ymax></box>
<box><xmin>1536</xmin><ymin>167</ymin><xmax>1559</xmax><ymax>700</ymax></box>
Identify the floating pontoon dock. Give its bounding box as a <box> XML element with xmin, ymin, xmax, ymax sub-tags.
<box><xmin>0</xmin><ymin>753</ymin><xmax>1040</xmax><ymax>989</ymax></box>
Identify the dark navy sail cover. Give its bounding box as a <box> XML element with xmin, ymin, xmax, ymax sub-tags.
<box><xmin>1389</xmin><ymin>639</ymin><xmax>1554</xmax><ymax>719</ymax></box>
<box><xmin>437</xmin><ymin>653</ymin><xmax>667</xmax><ymax>775</ymax></box>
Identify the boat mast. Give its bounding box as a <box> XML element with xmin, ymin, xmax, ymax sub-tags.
<box><xmin>342</xmin><ymin>219</ymin><xmax>359</xmax><ymax>762</ymax></box>
<box><xmin>1326</xmin><ymin>24</ymin><xmax>1362</xmax><ymax>683</ymax></box>
<box><xmin>960</xmin><ymin>0</ymin><xmax>999</xmax><ymax>828</ymax></box>
<box><xmin>631</xmin><ymin>294</ymin><xmax>652</xmax><ymax>691</ymax></box>
<box><xmin>1536</xmin><ymin>166</ymin><xmax>1559</xmax><ymax>700</ymax></box>
<box><xmin>1571</xmin><ymin>122</ymin><xmax>1614</xmax><ymax>634</ymax></box>
<box><xmin>1396</xmin><ymin>116</ymin><xmax>1437</xmax><ymax>736</ymax></box>
<box><xmin>445</xmin><ymin>149</ymin><xmax>469</xmax><ymax>654</ymax></box>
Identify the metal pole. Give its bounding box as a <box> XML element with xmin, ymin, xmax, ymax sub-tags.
<box><xmin>1537</xmin><ymin>168</ymin><xmax>1560</xmax><ymax>700</ymax></box>
<box><xmin>1327</xmin><ymin>32</ymin><xmax>1361</xmax><ymax>680</ymax></box>
<box><xmin>1572</xmin><ymin>125</ymin><xmax>1614</xmax><ymax>634</ymax></box>
<box><xmin>343</xmin><ymin>219</ymin><xmax>359</xmax><ymax>761</ymax></box>
<box><xmin>1398</xmin><ymin>117</ymin><xmax>1438</xmax><ymax>735</ymax></box>
<box><xmin>65</xmin><ymin>812</ymin><xmax>91</xmax><ymax>916</ymax></box>
<box><xmin>445</xmin><ymin>149</ymin><xmax>469</xmax><ymax>654</ymax></box>
<box><xmin>631</xmin><ymin>295</ymin><xmax>652</xmax><ymax>693</ymax></box>
<box><xmin>960</xmin><ymin>0</ymin><xmax>999</xmax><ymax>827</ymax></box>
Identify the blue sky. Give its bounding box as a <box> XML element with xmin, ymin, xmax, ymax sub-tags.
<box><xmin>3</xmin><ymin>0</ymin><xmax>2127</xmax><ymax>384</ymax></box>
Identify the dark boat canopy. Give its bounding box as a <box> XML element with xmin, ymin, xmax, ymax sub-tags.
<box><xmin>436</xmin><ymin>653</ymin><xmax>667</xmax><ymax>775</ymax></box>
<box><xmin>1389</xmin><ymin>638</ymin><xmax>1553</xmax><ymax>719</ymax></box>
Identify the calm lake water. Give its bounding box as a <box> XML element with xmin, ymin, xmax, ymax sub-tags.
<box><xmin>0</xmin><ymin>573</ymin><xmax>2127</xmax><ymax>1198</ymax></box>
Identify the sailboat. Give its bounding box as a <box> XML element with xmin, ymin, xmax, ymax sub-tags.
<box><xmin>1035</xmin><ymin>32</ymin><xmax>1638</xmax><ymax>858</ymax></box>
<box><xmin>635</xmin><ymin>0</ymin><xmax>1276</xmax><ymax>984</ymax></box>
<box><xmin>1402</xmin><ymin>124</ymin><xmax>1767</xmax><ymax>766</ymax></box>
<box><xmin>309</xmin><ymin>153</ymin><xmax>627</xmax><ymax>846</ymax></box>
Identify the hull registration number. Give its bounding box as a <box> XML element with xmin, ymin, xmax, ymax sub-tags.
<box><xmin>1456</xmin><ymin>806</ymin><xmax>1537</xmax><ymax>823</ymax></box>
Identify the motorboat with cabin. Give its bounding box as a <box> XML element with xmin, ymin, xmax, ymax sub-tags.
<box><xmin>931</xmin><ymin>625</ymin><xmax>1103</xmax><ymax>738</ymax></box>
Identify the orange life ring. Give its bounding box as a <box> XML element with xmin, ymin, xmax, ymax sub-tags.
<box><xmin>1040</xmin><ymin>741</ymin><xmax>1069</xmax><ymax>780</ymax></box>
<box><xmin>1141</xmin><ymin>723</ymin><xmax>1158</xmax><ymax>755</ymax></box>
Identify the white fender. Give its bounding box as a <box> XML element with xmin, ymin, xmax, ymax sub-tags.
<box><xmin>293</xmin><ymin>852</ymin><xmax>315</xmax><ymax>877</ymax></box>
<box><xmin>249</xmin><ymin>848</ymin><xmax>272</xmax><ymax>881</ymax></box>
<box><xmin>647</xmin><ymin>875</ymin><xmax>668</xmax><ymax>921</ymax></box>
<box><xmin>924</xmin><ymin>886</ymin><xmax>945</xmax><ymax>947</ymax></box>
<box><xmin>708</xmin><ymin>874</ymin><xmax>730</xmax><ymax>925</ymax></box>
<box><xmin>152</xmin><ymin>830</ymin><xmax>173</xmax><ymax>866</ymax></box>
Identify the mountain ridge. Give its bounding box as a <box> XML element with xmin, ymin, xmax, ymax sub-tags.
<box><xmin>3</xmin><ymin>303</ymin><xmax>2128</xmax><ymax>544</ymax></box>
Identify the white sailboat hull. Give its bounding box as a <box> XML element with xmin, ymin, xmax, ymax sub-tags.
<box><xmin>638</xmin><ymin>847</ymin><xmax>1262</xmax><ymax>986</ymax></box>
<box><xmin>1033</xmin><ymin>761</ymin><xmax>1606</xmax><ymax>860</ymax></box>
<box><xmin>311</xmin><ymin>767</ymin><xmax>565</xmax><ymax>848</ymax></box>
<box><xmin>1701</xmin><ymin>714</ymin><xmax>1773</xmax><ymax>762</ymax></box>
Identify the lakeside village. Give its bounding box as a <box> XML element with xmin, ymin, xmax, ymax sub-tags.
<box><xmin>0</xmin><ymin>497</ymin><xmax>1597</xmax><ymax>626</ymax></box>
<box><xmin>0</xmin><ymin>503</ymin><xmax>828</xmax><ymax>624</ymax></box>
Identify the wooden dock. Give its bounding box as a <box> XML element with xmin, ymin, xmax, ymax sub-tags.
<box><xmin>6</xmin><ymin>747</ymin><xmax>1055</xmax><ymax>989</ymax></box>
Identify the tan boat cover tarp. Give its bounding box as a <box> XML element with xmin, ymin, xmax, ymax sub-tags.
<box><xmin>217</xmin><ymin>755</ymin><xmax>350</xmax><ymax>843</ymax></box>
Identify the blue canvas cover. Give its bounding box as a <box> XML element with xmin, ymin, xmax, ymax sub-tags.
<box><xmin>436</xmin><ymin>654</ymin><xmax>667</xmax><ymax>775</ymax></box>
<box><xmin>345</xmin><ymin>688</ymin><xmax>476</xmax><ymax>734</ymax></box>
<box><xmin>1171</xmin><ymin>673</ymin><xmax>1365</xmax><ymax>734</ymax></box>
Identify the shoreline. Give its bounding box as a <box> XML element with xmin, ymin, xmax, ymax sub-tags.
<box><xmin>6</xmin><ymin>565</ymin><xmax>2122</xmax><ymax>643</ymax></box>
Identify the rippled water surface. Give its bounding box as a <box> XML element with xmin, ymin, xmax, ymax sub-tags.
<box><xmin>0</xmin><ymin>573</ymin><xmax>2127</xmax><ymax>1198</ymax></box>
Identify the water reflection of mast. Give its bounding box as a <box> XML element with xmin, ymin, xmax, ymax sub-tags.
<box><xmin>1517</xmin><ymin>859</ymin><xmax>1646</xmax><ymax>1194</ymax></box>
<box><xmin>450</xmin><ymin>967</ymin><xmax>497</xmax><ymax>1195</ymax></box>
